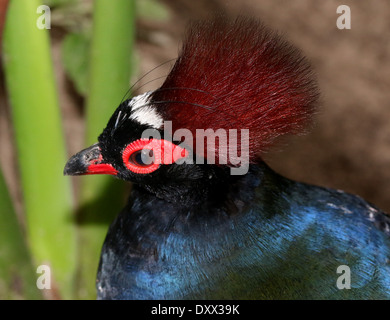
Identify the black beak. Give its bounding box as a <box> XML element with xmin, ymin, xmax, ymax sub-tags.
<box><xmin>64</xmin><ymin>143</ymin><xmax>118</xmax><ymax>176</ymax></box>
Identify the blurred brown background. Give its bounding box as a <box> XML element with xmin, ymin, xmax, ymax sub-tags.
<box><xmin>1</xmin><ymin>0</ymin><xmax>390</xmax><ymax>213</ymax></box>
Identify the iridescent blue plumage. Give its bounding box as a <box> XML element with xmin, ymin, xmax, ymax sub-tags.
<box><xmin>96</xmin><ymin>163</ymin><xmax>390</xmax><ymax>299</ymax></box>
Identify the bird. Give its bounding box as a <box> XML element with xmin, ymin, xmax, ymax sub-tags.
<box><xmin>64</xmin><ymin>16</ymin><xmax>390</xmax><ymax>299</ymax></box>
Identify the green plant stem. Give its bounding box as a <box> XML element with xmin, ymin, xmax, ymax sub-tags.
<box><xmin>77</xmin><ymin>0</ymin><xmax>135</xmax><ymax>299</ymax></box>
<box><xmin>0</xmin><ymin>169</ymin><xmax>41</xmax><ymax>299</ymax></box>
<box><xmin>3</xmin><ymin>0</ymin><xmax>76</xmax><ymax>299</ymax></box>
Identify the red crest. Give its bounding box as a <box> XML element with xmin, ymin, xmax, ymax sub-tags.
<box><xmin>151</xmin><ymin>17</ymin><xmax>319</xmax><ymax>165</ymax></box>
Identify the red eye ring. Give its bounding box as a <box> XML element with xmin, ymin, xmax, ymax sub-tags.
<box><xmin>122</xmin><ymin>139</ymin><xmax>160</xmax><ymax>174</ymax></box>
<box><xmin>122</xmin><ymin>138</ymin><xmax>188</xmax><ymax>174</ymax></box>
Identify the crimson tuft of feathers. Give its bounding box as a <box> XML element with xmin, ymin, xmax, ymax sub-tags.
<box><xmin>150</xmin><ymin>16</ymin><xmax>320</xmax><ymax>165</ymax></box>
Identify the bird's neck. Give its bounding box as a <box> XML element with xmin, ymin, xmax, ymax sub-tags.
<box><xmin>137</xmin><ymin>162</ymin><xmax>289</xmax><ymax>209</ymax></box>
<box><xmin>121</xmin><ymin>163</ymin><xmax>292</xmax><ymax>239</ymax></box>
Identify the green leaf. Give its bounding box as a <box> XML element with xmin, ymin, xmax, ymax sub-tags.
<box><xmin>3</xmin><ymin>0</ymin><xmax>77</xmax><ymax>299</ymax></box>
<box><xmin>0</xmin><ymin>170</ymin><xmax>41</xmax><ymax>299</ymax></box>
<box><xmin>62</xmin><ymin>31</ymin><xmax>90</xmax><ymax>96</ymax></box>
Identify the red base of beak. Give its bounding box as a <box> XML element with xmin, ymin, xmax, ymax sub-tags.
<box><xmin>86</xmin><ymin>163</ymin><xmax>118</xmax><ymax>175</ymax></box>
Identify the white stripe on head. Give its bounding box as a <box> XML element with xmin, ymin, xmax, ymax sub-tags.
<box><xmin>128</xmin><ymin>92</ymin><xmax>163</xmax><ymax>129</ymax></box>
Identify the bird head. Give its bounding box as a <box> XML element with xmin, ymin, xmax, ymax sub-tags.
<box><xmin>64</xmin><ymin>16</ymin><xmax>319</xmax><ymax>202</ymax></box>
<box><xmin>64</xmin><ymin>91</ymin><xmax>197</xmax><ymax>183</ymax></box>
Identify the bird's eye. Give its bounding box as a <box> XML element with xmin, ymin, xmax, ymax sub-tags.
<box><xmin>122</xmin><ymin>140</ymin><xmax>160</xmax><ymax>174</ymax></box>
<box><xmin>122</xmin><ymin>138</ymin><xmax>189</xmax><ymax>175</ymax></box>
<box><xmin>129</xmin><ymin>149</ymin><xmax>154</xmax><ymax>167</ymax></box>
